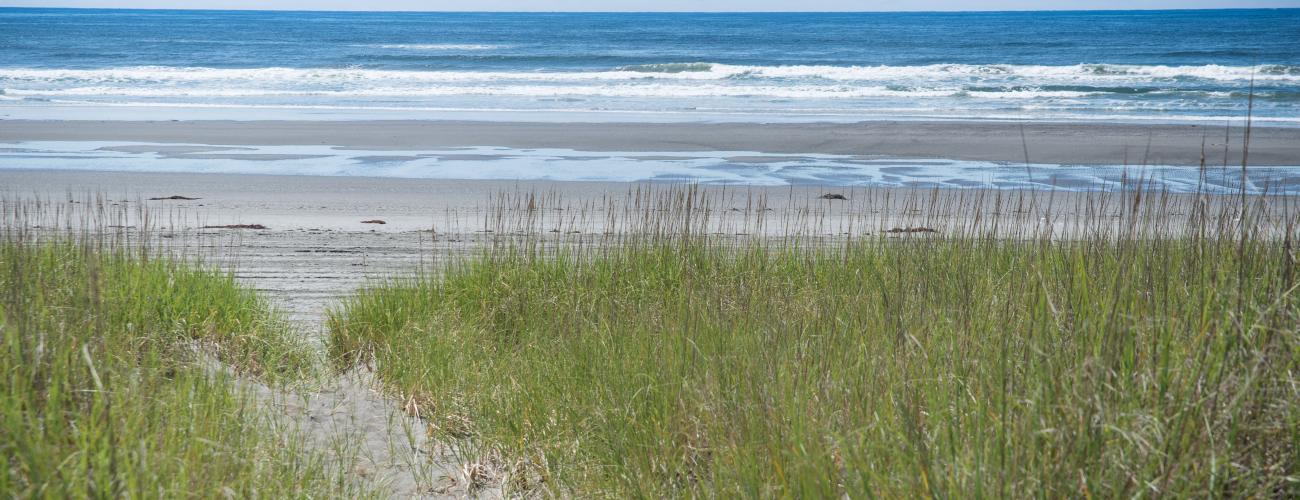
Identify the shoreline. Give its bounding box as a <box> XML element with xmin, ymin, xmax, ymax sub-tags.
<box><xmin>4</xmin><ymin>119</ymin><xmax>1300</xmax><ymax>166</ymax></box>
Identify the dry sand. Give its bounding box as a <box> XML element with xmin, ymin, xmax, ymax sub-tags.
<box><xmin>6</xmin><ymin>169</ymin><xmax>1292</xmax><ymax>322</ymax></box>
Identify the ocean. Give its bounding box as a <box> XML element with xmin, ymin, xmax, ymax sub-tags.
<box><xmin>2</xmin><ymin>8</ymin><xmax>1299</xmax><ymax>124</ymax></box>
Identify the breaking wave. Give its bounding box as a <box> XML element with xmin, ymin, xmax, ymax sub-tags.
<box><xmin>2</xmin><ymin>63</ymin><xmax>1295</xmax><ymax>85</ymax></box>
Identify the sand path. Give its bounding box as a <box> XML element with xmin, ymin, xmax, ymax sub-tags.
<box><xmin>222</xmin><ymin>230</ymin><xmax>501</xmax><ymax>498</ymax></box>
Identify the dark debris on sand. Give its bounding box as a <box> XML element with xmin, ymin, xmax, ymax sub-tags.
<box><xmin>202</xmin><ymin>224</ymin><xmax>269</xmax><ymax>230</ymax></box>
<box><xmin>818</xmin><ymin>193</ymin><xmax>849</xmax><ymax>201</ymax></box>
<box><xmin>885</xmin><ymin>227</ymin><xmax>938</xmax><ymax>234</ymax></box>
<box><xmin>149</xmin><ymin>195</ymin><xmax>201</xmax><ymax>201</ymax></box>
<box><xmin>361</xmin><ymin>220</ymin><xmax>387</xmax><ymax>225</ymax></box>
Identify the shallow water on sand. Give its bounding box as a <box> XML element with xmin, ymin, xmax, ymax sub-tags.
<box><xmin>2</xmin><ymin>140</ymin><xmax>1296</xmax><ymax>194</ymax></box>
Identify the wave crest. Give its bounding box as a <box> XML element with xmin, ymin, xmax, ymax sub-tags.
<box><xmin>617</xmin><ymin>63</ymin><xmax>715</xmax><ymax>73</ymax></box>
<box><xmin>2</xmin><ymin>63</ymin><xmax>1296</xmax><ymax>85</ymax></box>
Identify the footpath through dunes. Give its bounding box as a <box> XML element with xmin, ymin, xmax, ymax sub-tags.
<box><xmin>1</xmin><ymin>199</ymin><xmax>503</xmax><ymax>498</ymax></box>
<box><xmin>5</xmin><ymin>178</ymin><xmax>1300</xmax><ymax>497</ymax></box>
<box><xmin>216</xmin><ymin>233</ymin><xmax>487</xmax><ymax>499</ymax></box>
<box><xmin>167</xmin><ymin>229</ymin><xmax>518</xmax><ymax>497</ymax></box>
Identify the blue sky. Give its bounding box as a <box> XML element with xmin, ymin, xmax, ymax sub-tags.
<box><xmin>5</xmin><ymin>0</ymin><xmax>1300</xmax><ymax>11</ymax></box>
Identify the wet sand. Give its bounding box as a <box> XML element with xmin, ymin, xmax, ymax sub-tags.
<box><xmin>4</xmin><ymin>119</ymin><xmax>1299</xmax><ymax>166</ymax></box>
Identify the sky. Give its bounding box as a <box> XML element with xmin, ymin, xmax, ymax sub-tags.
<box><xmin>4</xmin><ymin>0</ymin><xmax>1300</xmax><ymax>11</ymax></box>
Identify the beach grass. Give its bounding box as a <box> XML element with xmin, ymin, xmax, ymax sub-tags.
<box><xmin>0</xmin><ymin>227</ymin><xmax>369</xmax><ymax>497</ymax></box>
<box><xmin>330</xmin><ymin>187</ymin><xmax>1300</xmax><ymax>497</ymax></box>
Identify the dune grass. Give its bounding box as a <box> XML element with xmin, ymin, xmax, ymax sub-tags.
<box><xmin>0</xmin><ymin>236</ymin><xmax>370</xmax><ymax>497</ymax></box>
<box><xmin>331</xmin><ymin>188</ymin><xmax>1300</xmax><ymax>497</ymax></box>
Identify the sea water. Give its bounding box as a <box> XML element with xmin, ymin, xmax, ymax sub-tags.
<box><xmin>2</xmin><ymin>8</ymin><xmax>1298</xmax><ymax>124</ymax></box>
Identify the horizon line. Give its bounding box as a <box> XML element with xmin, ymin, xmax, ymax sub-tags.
<box><xmin>2</xmin><ymin>5</ymin><xmax>1297</xmax><ymax>14</ymax></box>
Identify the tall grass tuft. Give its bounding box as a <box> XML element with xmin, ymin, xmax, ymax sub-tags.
<box><xmin>1</xmin><ymin>202</ymin><xmax>368</xmax><ymax>497</ymax></box>
<box><xmin>331</xmin><ymin>185</ymin><xmax>1300</xmax><ymax>497</ymax></box>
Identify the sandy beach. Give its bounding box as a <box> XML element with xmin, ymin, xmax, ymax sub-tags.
<box><xmin>4</xmin><ymin>10</ymin><xmax>1299</xmax><ymax>498</ymax></box>
<box><xmin>4</xmin><ymin>119</ymin><xmax>1299</xmax><ymax>166</ymax></box>
<box><xmin>7</xmin><ymin>7</ymin><xmax>1300</xmax><ymax>498</ymax></box>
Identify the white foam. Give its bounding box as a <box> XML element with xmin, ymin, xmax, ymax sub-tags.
<box><xmin>3</xmin><ymin>84</ymin><xmax>1099</xmax><ymax>100</ymax></box>
<box><xmin>2</xmin><ymin>63</ymin><xmax>1291</xmax><ymax>124</ymax></box>
<box><xmin>1</xmin><ymin>63</ymin><xmax>1293</xmax><ymax>86</ymax></box>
